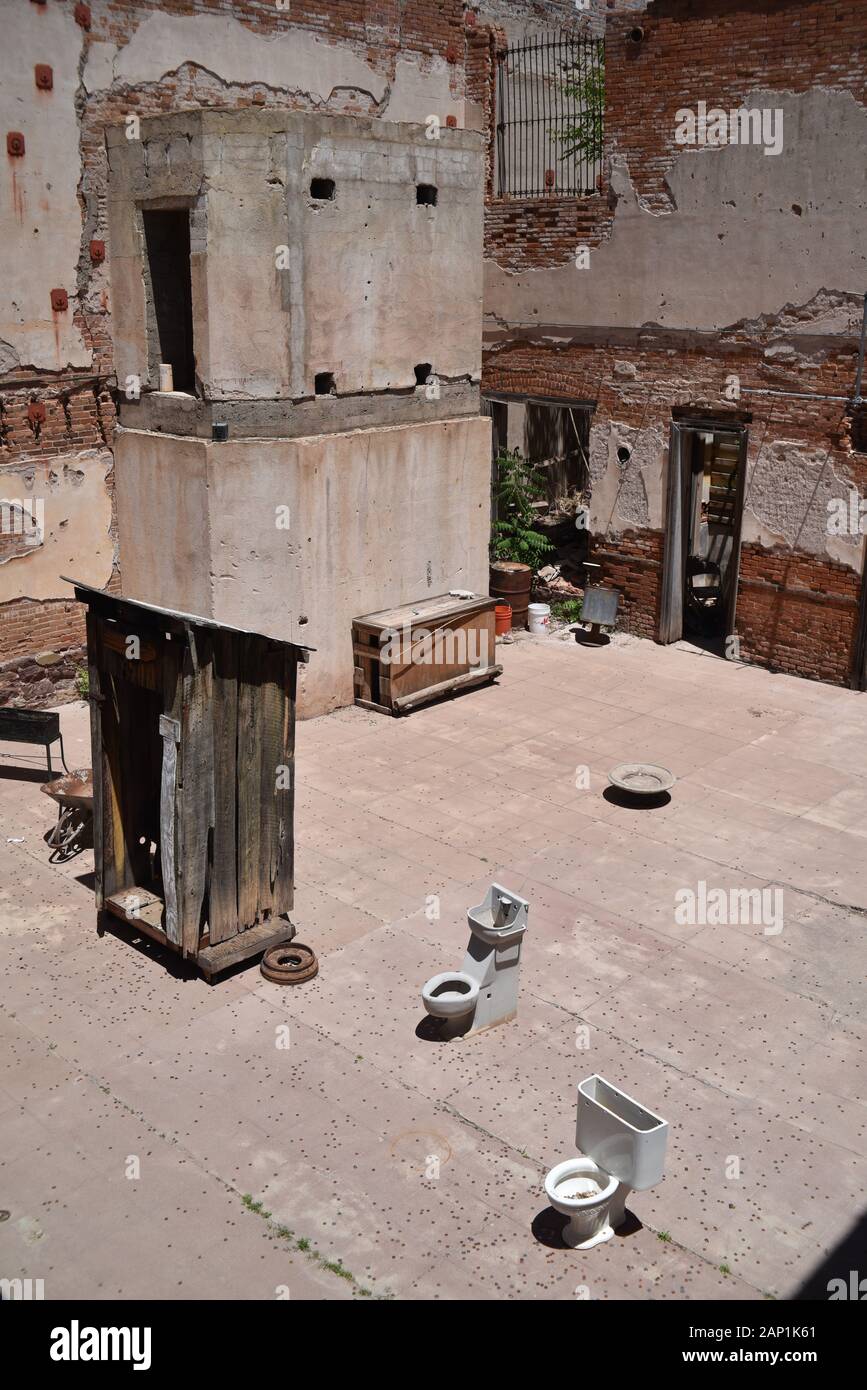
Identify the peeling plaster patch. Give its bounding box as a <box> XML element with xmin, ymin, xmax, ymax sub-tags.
<box><xmin>589</xmin><ymin>420</ymin><xmax>664</xmax><ymax>535</ymax></box>
<box><xmin>383</xmin><ymin>55</ymin><xmax>464</xmax><ymax>126</ymax></box>
<box><xmin>0</xmin><ymin>3</ymin><xmax>90</xmax><ymax>371</ymax></box>
<box><xmin>0</xmin><ymin>450</ymin><xmax>113</xmax><ymax>601</ymax></box>
<box><xmin>82</xmin><ymin>40</ymin><xmax>119</xmax><ymax>95</ymax></box>
<box><xmin>486</xmin><ymin>89</ymin><xmax>867</xmax><ymax>335</ymax></box>
<box><xmin>0</xmin><ymin>340</ymin><xmax>20</xmax><ymax>375</ymax></box>
<box><xmin>743</xmin><ymin>440</ymin><xmax>863</xmax><ymax>569</ymax></box>
<box><xmin>730</xmin><ymin>288</ymin><xmax>866</xmax><ymax>346</ymax></box>
<box><xmin>111</xmin><ymin>14</ymin><xmax>389</xmax><ymax>105</ymax></box>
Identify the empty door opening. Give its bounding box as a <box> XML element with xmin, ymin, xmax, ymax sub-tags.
<box><xmin>660</xmin><ymin>420</ymin><xmax>748</xmax><ymax>651</ymax></box>
<box><xmin>683</xmin><ymin>428</ymin><xmax>742</xmax><ymax>646</ymax></box>
<box><xmin>142</xmin><ymin>208</ymin><xmax>196</xmax><ymax>394</ymax></box>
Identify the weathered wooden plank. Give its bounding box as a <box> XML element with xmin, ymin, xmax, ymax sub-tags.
<box><xmin>272</xmin><ymin>647</ymin><xmax>296</xmax><ymax>918</ymax></box>
<box><xmin>236</xmin><ymin>634</ymin><xmax>263</xmax><ymax>930</ymax></box>
<box><xmin>101</xmin><ymin>668</ymin><xmax>127</xmax><ymax>901</ymax></box>
<box><xmin>391</xmin><ymin>664</ymin><xmax>503</xmax><ymax>712</ymax></box>
<box><xmin>196</xmin><ymin>916</ymin><xmax>295</xmax><ymax>983</ymax></box>
<box><xmin>208</xmin><ymin>629</ymin><xmax>239</xmax><ymax>945</ymax></box>
<box><xmin>85</xmin><ymin>612</ymin><xmax>106</xmax><ymax>910</ymax></box>
<box><xmin>178</xmin><ymin>626</ymin><xmax>214</xmax><ymax>957</ymax></box>
<box><xmin>158</xmin><ymin>714</ymin><xmax>181</xmax><ymax>946</ymax></box>
<box><xmin>105</xmin><ymin>886</ymin><xmax>165</xmax><ymax>932</ymax></box>
<box><xmin>257</xmin><ymin>643</ymin><xmax>293</xmax><ymax>918</ymax></box>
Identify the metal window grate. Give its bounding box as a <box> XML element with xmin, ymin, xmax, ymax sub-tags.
<box><xmin>496</xmin><ymin>31</ymin><xmax>604</xmax><ymax>199</ymax></box>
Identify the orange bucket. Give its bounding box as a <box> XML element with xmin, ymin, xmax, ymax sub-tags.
<box><xmin>495</xmin><ymin>603</ymin><xmax>512</xmax><ymax>636</ymax></box>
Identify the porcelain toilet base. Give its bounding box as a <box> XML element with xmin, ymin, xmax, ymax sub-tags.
<box><xmin>544</xmin><ymin>1158</ymin><xmax>620</xmax><ymax>1251</ymax></box>
<box><xmin>421</xmin><ymin>971</ymin><xmax>479</xmax><ymax>1038</ymax></box>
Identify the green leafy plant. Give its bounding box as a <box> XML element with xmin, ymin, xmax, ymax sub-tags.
<box><xmin>551</xmin><ymin>599</ymin><xmax>584</xmax><ymax>624</ymax></box>
<box><xmin>559</xmin><ymin>51</ymin><xmax>605</xmax><ymax>168</ymax></box>
<box><xmin>74</xmin><ymin>666</ymin><xmax>89</xmax><ymax>699</ymax></box>
<box><xmin>491</xmin><ymin>449</ymin><xmax>554</xmax><ymax>571</ymax></box>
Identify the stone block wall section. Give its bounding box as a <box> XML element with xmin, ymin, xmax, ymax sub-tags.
<box><xmin>0</xmin><ymin>0</ymin><xmax>477</xmax><ymax>708</ymax></box>
<box><xmin>473</xmin><ymin>0</ymin><xmax>867</xmax><ymax>687</ymax></box>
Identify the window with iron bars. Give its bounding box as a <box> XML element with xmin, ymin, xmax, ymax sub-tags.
<box><xmin>495</xmin><ymin>31</ymin><xmax>604</xmax><ymax>199</ymax></box>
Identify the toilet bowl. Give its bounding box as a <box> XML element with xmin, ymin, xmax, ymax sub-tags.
<box><xmin>544</xmin><ymin>1157</ymin><xmax>619</xmax><ymax>1249</ymax></box>
<box><xmin>544</xmin><ymin>1073</ymin><xmax>669</xmax><ymax>1249</ymax></box>
<box><xmin>420</xmin><ymin>884</ymin><xmax>529</xmax><ymax>1038</ymax></box>
<box><xmin>421</xmin><ymin>971</ymin><xmax>479</xmax><ymax>1037</ymax></box>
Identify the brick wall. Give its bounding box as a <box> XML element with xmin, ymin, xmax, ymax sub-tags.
<box><xmin>480</xmin><ymin>0</ymin><xmax>867</xmax><ymax>689</ymax></box>
<box><xmin>737</xmin><ymin>545</ymin><xmax>861</xmax><ymax>687</ymax></box>
<box><xmin>483</xmin><ymin>334</ymin><xmax>866</xmax><ymax>681</ymax></box>
<box><xmin>607</xmin><ymin>0</ymin><xmax>867</xmax><ymax>212</ymax></box>
<box><xmin>593</xmin><ymin>529</ymin><xmax>664</xmax><ymax>639</ymax></box>
<box><xmin>0</xmin><ymin>600</ymin><xmax>86</xmax><ymax>707</ymax></box>
<box><xmin>485</xmin><ymin>196</ymin><xmax>612</xmax><ymax>270</ymax></box>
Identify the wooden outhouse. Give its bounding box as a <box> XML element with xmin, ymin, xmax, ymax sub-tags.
<box><xmin>67</xmin><ymin>580</ymin><xmax>311</xmax><ymax>980</ymax></box>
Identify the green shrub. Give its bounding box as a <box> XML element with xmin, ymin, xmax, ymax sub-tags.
<box><xmin>490</xmin><ymin>449</ymin><xmax>554</xmax><ymax>571</ymax></box>
<box><xmin>551</xmin><ymin>599</ymin><xmax>584</xmax><ymax>624</ymax></box>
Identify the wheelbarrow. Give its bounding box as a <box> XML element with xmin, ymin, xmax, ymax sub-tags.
<box><xmin>41</xmin><ymin>769</ymin><xmax>94</xmax><ymax>862</ymax></box>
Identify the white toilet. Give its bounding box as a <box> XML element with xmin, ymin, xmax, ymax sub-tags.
<box><xmin>421</xmin><ymin>884</ymin><xmax>529</xmax><ymax>1038</ymax></box>
<box><xmin>544</xmin><ymin>1074</ymin><xmax>669</xmax><ymax>1250</ymax></box>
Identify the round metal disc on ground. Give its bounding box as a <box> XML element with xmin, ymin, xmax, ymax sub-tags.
<box><xmin>260</xmin><ymin>942</ymin><xmax>318</xmax><ymax>985</ymax></box>
<box><xmin>607</xmin><ymin>762</ymin><xmax>675</xmax><ymax>796</ymax></box>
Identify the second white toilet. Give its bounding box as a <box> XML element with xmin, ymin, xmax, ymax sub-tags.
<box><xmin>544</xmin><ymin>1074</ymin><xmax>669</xmax><ymax>1250</ymax></box>
<box><xmin>421</xmin><ymin>884</ymin><xmax>529</xmax><ymax>1038</ymax></box>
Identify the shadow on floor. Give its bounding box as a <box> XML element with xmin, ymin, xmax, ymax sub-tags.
<box><xmin>0</xmin><ymin>764</ymin><xmax>51</xmax><ymax>784</ymax></box>
<box><xmin>531</xmin><ymin>1204</ymin><xmax>642</xmax><ymax>1249</ymax></box>
<box><xmin>602</xmin><ymin>786</ymin><xmax>672</xmax><ymax>811</ymax></box>
<box><xmin>790</xmin><ymin>1209</ymin><xmax>867</xmax><ymax>1300</ymax></box>
<box><xmin>97</xmin><ymin>913</ymin><xmax>199</xmax><ymax>982</ymax></box>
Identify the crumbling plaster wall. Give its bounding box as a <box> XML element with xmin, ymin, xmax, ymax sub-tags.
<box><xmin>0</xmin><ymin>0</ymin><xmax>481</xmax><ymax>703</ymax></box>
<box><xmin>0</xmin><ymin>451</ymin><xmax>114</xmax><ymax>601</ymax></box>
<box><xmin>480</xmin><ymin>0</ymin><xmax>867</xmax><ymax>664</ymax></box>
<box><xmin>115</xmin><ymin>416</ymin><xmax>492</xmax><ymax>717</ymax></box>
<box><xmin>486</xmin><ymin>88</ymin><xmax>867</xmax><ymax>338</ymax></box>
<box><xmin>588</xmin><ymin>418</ymin><xmax>665</xmax><ymax>536</ymax></box>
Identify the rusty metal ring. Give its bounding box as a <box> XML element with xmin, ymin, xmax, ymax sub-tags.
<box><xmin>260</xmin><ymin>942</ymin><xmax>318</xmax><ymax>985</ymax></box>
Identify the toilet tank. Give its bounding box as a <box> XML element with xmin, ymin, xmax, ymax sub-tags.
<box><xmin>576</xmin><ymin>1074</ymin><xmax>668</xmax><ymax>1190</ymax></box>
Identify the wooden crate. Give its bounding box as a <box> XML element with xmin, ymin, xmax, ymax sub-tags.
<box><xmin>65</xmin><ymin>579</ymin><xmax>311</xmax><ymax>981</ymax></box>
<box><xmin>352</xmin><ymin>593</ymin><xmax>502</xmax><ymax>715</ymax></box>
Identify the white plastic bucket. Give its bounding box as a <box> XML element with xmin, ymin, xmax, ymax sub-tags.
<box><xmin>528</xmin><ymin>602</ymin><xmax>550</xmax><ymax>635</ymax></box>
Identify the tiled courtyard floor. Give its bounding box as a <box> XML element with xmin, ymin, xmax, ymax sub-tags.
<box><xmin>1</xmin><ymin>632</ymin><xmax>866</xmax><ymax>1300</ymax></box>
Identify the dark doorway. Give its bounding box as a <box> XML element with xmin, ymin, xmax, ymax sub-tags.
<box><xmin>682</xmin><ymin>427</ymin><xmax>743</xmax><ymax>648</ymax></box>
<box><xmin>142</xmin><ymin>208</ymin><xmax>196</xmax><ymax>394</ymax></box>
<box><xmin>525</xmin><ymin>402</ymin><xmax>590</xmax><ymax>511</ymax></box>
<box><xmin>660</xmin><ymin>420</ymin><xmax>748</xmax><ymax>652</ymax></box>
